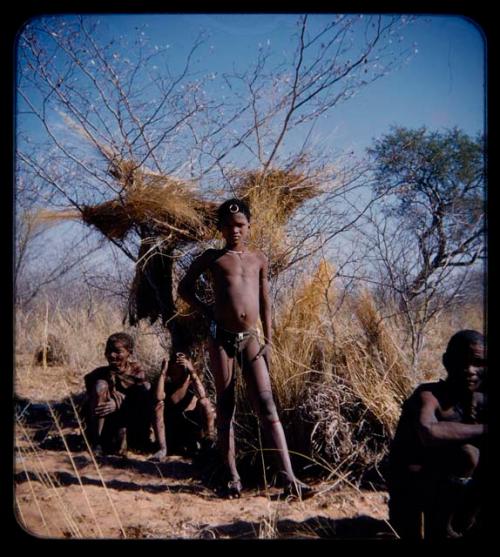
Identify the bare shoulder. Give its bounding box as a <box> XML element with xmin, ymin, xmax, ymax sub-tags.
<box><xmin>196</xmin><ymin>248</ymin><xmax>221</xmax><ymax>263</ymax></box>
<box><xmin>253</xmin><ymin>249</ymin><xmax>269</xmax><ymax>267</ymax></box>
<box><xmin>415</xmin><ymin>382</ymin><xmax>442</xmax><ymax>410</ymax></box>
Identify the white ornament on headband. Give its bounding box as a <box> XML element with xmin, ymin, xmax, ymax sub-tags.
<box><xmin>229</xmin><ymin>203</ymin><xmax>240</xmax><ymax>213</ymax></box>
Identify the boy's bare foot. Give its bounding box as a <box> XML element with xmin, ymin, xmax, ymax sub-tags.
<box><xmin>282</xmin><ymin>479</ymin><xmax>316</xmax><ymax>501</ymax></box>
<box><xmin>150</xmin><ymin>449</ymin><xmax>167</xmax><ymax>462</ymax></box>
<box><xmin>221</xmin><ymin>479</ymin><xmax>242</xmax><ymax>499</ymax></box>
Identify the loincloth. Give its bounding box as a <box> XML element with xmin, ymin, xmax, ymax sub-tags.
<box><xmin>210</xmin><ymin>321</ymin><xmax>259</xmax><ymax>358</ymax></box>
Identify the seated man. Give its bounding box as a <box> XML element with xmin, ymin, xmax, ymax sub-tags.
<box><xmin>84</xmin><ymin>332</ymin><xmax>153</xmax><ymax>456</ymax></box>
<box><xmin>151</xmin><ymin>349</ymin><xmax>216</xmax><ymax>461</ymax></box>
<box><xmin>387</xmin><ymin>329</ymin><xmax>487</xmax><ymax>540</ymax></box>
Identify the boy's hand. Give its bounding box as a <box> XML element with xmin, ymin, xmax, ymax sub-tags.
<box><xmin>255</xmin><ymin>343</ymin><xmax>271</xmax><ymax>366</ymax></box>
<box><xmin>94</xmin><ymin>399</ymin><xmax>117</xmax><ymax>417</ymax></box>
<box><xmin>175</xmin><ymin>352</ymin><xmax>194</xmax><ymax>372</ymax></box>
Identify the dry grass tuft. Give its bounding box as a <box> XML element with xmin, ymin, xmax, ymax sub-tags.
<box><xmin>35</xmin><ymin>158</ymin><xmax>217</xmax><ymax>245</ymax></box>
<box><xmin>81</xmin><ymin>175</ymin><xmax>212</xmax><ymax>243</ymax></box>
<box><xmin>33</xmin><ymin>333</ymin><xmax>69</xmax><ymax>367</ymax></box>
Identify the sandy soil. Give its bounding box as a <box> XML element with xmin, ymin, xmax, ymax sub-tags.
<box><xmin>13</xmin><ymin>381</ymin><xmax>393</xmax><ymax>541</ymax></box>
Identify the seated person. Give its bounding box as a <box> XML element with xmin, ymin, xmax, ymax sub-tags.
<box><xmin>84</xmin><ymin>332</ymin><xmax>153</xmax><ymax>456</ymax></box>
<box><xmin>151</xmin><ymin>349</ymin><xmax>216</xmax><ymax>461</ymax></box>
<box><xmin>387</xmin><ymin>329</ymin><xmax>487</xmax><ymax>539</ymax></box>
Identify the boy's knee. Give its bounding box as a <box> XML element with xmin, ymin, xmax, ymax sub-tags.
<box><xmin>94</xmin><ymin>380</ymin><xmax>109</xmax><ymax>394</ymax></box>
<box><xmin>256</xmin><ymin>390</ymin><xmax>278</xmax><ymax>421</ymax></box>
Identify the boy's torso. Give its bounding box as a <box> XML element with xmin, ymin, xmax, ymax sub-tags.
<box><xmin>207</xmin><ymin>249</ymin><xmax>263</xmax><ymax>332</ymax></box>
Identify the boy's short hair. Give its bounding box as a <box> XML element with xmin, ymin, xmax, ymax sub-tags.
<box><xmin>217</xmin><ymin>198</ymin><xmax>251</xmax><ymax>229</ymax></box>
<box><xmin>106</xmin><ymin>332</ymin><xmax>135</xmax><ymax>352</ymax></box>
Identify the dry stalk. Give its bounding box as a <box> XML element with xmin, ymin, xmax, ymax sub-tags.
<box><xmin>66</xmin><ymin>389</ymin><xmax>127</xmax><ymax>539</ymax></box>
<box><xmin>46</xmin><ymin>402</ymin><xmax>104</xmax><ymax>537</ymax></box>
<box><xmin>17</xmin><ymin>422</ymin><xmax>83</xmax><ymax>537</ymax></box>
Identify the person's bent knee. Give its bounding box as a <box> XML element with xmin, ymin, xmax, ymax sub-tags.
<box><xmin>456</xmin><ymin>443</ymin><xmax>480</xmax><ymax>476</ymax></box>
<box><xmin>94</xmin><ymin>379</ymin><xmax>109</xmax><ymax>394</ymax></box>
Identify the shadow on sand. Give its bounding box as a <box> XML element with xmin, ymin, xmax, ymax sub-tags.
<box><xmin>199</xmin><ymin>515</ymin><xmax>395</xmax><ymax>539</ymax></box>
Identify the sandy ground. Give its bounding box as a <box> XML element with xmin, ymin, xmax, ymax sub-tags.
<box><xmin>13</xmin><ymin>371</ymin><xmax>393</xmax><ymax>541</ymax></box>
<box><xmin>14</xmin><ymin>427</ymin><xmax>392</xmax><ymax>540</ymax></box>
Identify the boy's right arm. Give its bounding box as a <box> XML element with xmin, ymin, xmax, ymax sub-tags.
<box><xmin>178</xmin><ymin>250</ymin><xmax>216</xmax><ymax>321</ymax></box>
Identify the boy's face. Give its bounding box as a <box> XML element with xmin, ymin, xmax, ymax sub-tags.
<box><xmin>220</xmin><ymin>212</ymin><xmax>250</xmax><ymax>247</ymax></box>
<box><xmin>105</xmin><ymin>340</ymin><xmax>131</xmax><ymax>372</ymax></box>
<box><xmin>444</xmin><ymin>341</ymin><xmax>486</xmax><ymax>392</ymax></box>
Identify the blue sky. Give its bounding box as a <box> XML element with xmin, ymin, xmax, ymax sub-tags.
<box><xmin>92</xmin><ymin>13</ymin><xmax>485</xmax><ymax>155</ymax></box>
<box><xmin>18</xmin><ymin>13</ymin><xmax>485</xmax><ymax>159</ymax></box>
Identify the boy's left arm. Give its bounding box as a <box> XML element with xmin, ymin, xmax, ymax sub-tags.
<box><xmin>257</xmin><ymin>253</ymin><xmax>272</xmax><ymax>365</ymax></box>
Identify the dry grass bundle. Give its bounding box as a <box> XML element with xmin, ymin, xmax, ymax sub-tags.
<box><xmin>298</xmin><ymin>379</ymin><xmax>386</xmax><ymax>477</ymax></box>
<box><xmin>30</xmin><ymin>209</ymin><xmax>83</xmax><ymax>229</ymax></box>
<box><xmin>82</xmin><ymin>172</ymin><xmax>213</xmax><ymax>243</ymax></box>
<box><xmin>35</xmin><ymin>156</ymin><xmax>217</xmax><ymax>246</ymax></box>
<box><xmin>235</xmin><ymin>167</ymin><xmax>321</xmax><ymax>225</ymax></box>
<box><xmin>349</xmin><ymin>288</ymin><xmax>413</xmax><ymax>404</ymax></box>
<box><xmin>232</xmin><ymin>166</ymin><xmax>322</xmax><ymax>275</ymax></box>
<box><xmin>271</xmin><ymin>260</ymin><xmax>336</xmax><ymax>406</ymax></box>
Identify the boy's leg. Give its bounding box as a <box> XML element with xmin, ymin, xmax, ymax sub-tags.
<box><xmin>151</xmin><ymin>398</ymin><xmax>167</xmax><ymax>460</ymax></box>
<box><xmin>207</xmin><ymin>337</ymin><xmax>240</xmax><ymax>491</ymax></box>
<box><xmin>197</xmin><ymin>397</ymin><xmax>216</xmax><ymax>442</ymax></box>
<box><xmin>241</xmin><ymin>337</ymin><xmax>297</xmax><ymax>487</ymax></box>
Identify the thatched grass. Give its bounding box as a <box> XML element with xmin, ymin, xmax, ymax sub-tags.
<box><xmin>81</xmin><ymin>178</ymin><xmax>212</xmax><ymax>243</ymax></box>
<box><xmin>231</xmin><ymin>165</ymin><xmax>323</xmax><ymax>275</ymax></box>
<box><xmin>35</xmin><ymin>155</ymin><xmax>216</xmax><ymax>245</ymax></box>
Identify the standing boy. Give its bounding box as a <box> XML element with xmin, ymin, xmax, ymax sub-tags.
<box><xmin>178</xmin><ymin>198</ymin><xmax>312</xmax><ymax>499</ymax></box>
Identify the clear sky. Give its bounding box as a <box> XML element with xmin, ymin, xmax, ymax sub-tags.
<box><xmin>90</xmin><ymin>13</ymin><xmax>485</xmax><ymax>155</ymax></box>
<box><xmin>18</xmin><ymin>13</ymin><xmax>485</xmax><ymax>159</ymax></box>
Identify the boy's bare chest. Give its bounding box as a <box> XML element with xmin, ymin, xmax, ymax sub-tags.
<box><xmin>211</xmin><ymin>253</ymin><xmax>260</xmax><ymax>280</ymax></box>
